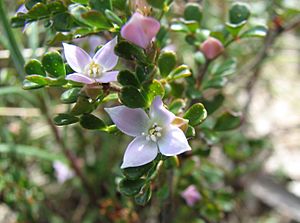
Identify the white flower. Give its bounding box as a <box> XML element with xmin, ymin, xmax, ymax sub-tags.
<box><xmin>105</xmin><ymin>96</ymin><xmax>191</xmax><ymax>168</ymax></box>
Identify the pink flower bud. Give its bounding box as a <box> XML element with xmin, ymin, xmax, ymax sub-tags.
<box><xmin>121</xmin><ymin>12</ymin><xmax>160</xmax><ymax>49</ymax></box>
<box><xmin>201</xmin><ymin>37</ymin><xmax>224</xmax><ymax>60</ymax></box>
<box><xmin>181</xmin><ymin>185</ymin><xmax>201</xmax><ymax>206</ymax></box>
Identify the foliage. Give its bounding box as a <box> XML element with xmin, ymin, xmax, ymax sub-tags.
<box><xmin>0</xmin><ymin>0</ymin><xmax>299</xmax><ymax>222</ymax></box>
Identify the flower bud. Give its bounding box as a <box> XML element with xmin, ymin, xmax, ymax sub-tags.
<box><xmin>181</xmin><ymin>185</ymin><xmax>201</xmax><ymax>206</ymax></box>
<box><xmin>121</xmin><ymin>12</ymin><xmax>160</xmax><ymax>49</ymax></box>
<box><xmin>201</xmin><ymin>37</ymin><xmax>224</xmax><ymax>60</ymax></box>
<box><xmin>83</xmin><ymin>83</ymin><xmax>102</xmax><ymax>100</ymax></box>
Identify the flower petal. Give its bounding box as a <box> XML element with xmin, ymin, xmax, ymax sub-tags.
<box><xmin>181</xmin><ymin>185</ymin><xmax>201</xmax><ymax>207</ymax></box>
<box><xmin>121</xmin><ymin>136</ymin><xmax>158</xmax><ymax>168</ymax></box>
<box><xmin>104</xmin><ymin>106</ymin><xmax>150</xmax><ymax>137</ymax></box>
<box><xmin>121</xmin><ymin>12</ymin><xmax>160</xmax><ymax>49</ymax></box>
<box><xmin>93</xmin><ymin>37</ymin><xmax>118</xmax><ymax>71</ymax></box>
<box><xmin>63</xmin><ymin>43</ymin><xmax>91</xmax><ymax>73</ymax></box>
<box><xmin>158</xmin><ymin>125</ymin><xmax>191</xmax><ymax>156</ymax></box>
<box><xmin>65</xmin><ymin>73</ymin><xmax>94</xmax><ymax>84</ymax></box>
<box><xmin>149</xmin><ymin>96</ymin><xmax>175</xmax><ymax>126</ymax></box>
<box><xmin>95</xmin><ymin>71</ymin><xmax>118</xmax><ymax>83</ymax></box>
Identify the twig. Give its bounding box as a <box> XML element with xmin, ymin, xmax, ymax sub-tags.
<box><xmin>196</xmin><ymin>61</ymin><xmax>211</xmax><ymax>89</ymax></box>
<box><xmin>243</xmin><ymin>15</ymin><xmax>300</xmax><ymax>116</ymax></box>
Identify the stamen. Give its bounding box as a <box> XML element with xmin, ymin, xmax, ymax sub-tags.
<box><xmin>150</xmin><ymin>135</ymin><xmax>157</xmax><ymax>142</ymax></box>
<box><xmin>146</xmin><ymin>123</ymin><xmax>163</xmax><ymax>142</ymax></box>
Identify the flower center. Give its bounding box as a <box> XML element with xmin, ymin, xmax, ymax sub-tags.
<box><xmin>144</xmin><ymin>123</ymin><xmax>162</xmax><ymax>142</ymax></box>
<box><xmin>86</xmin><ymin>61</ymin><xmax>103</xmax><ymax>78</ymax></box>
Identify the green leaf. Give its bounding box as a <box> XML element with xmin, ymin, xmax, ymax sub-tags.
<box><xmin>27</xmin><ymin>2</ymin><xmax>49</xmax><ymax>19</ymax></box>
<box><xmin>226</xmin><ymin>21</ymin><xmax>246</xmax><ymax>37</ymax></box>
<box><xmin>201</xmin><ymin>128</ymin><xmax>219</xmax><ymax>144</ymax></box>
<box><xmin>26</xmin><ymin>75</ymin><xmax>48</xmax><ymax>85</ymax></box>
<box><xmin>11</xmin><ymin>16</ymin><xmax>27</xmax><ymax>28</ymax></box>
<box><xmin>170</xmin><ymin>82</ymin><xmax>185</xmax><ymax>98</ymax></box>
<box><xmin>52</xmin><ymin>12</ymin><xmax>74</xmax><ymax>32</ymax></box>
<box><xmin>46</xmin><ymin>76</ymin><xmax>68</xmax><ymax>86</ymax></box>
<box><xmin>134</xmin><ymin>185</ymin><xmax>152</xmax><ymax>206</ymax></box>
<box><xmin>22</xmin><ymin>79</ymin><xmax>45</xmax><ymax>90</ymax></box>
<box><xmin>194</xmin><ymin>51</ymin><xmax>206</xmax><ymax>65</ymax></box>
<box><xmin>80</xmin><ymin>113</ymin><xmax>106</xmax><ymax>130</ymax></box>
<box><xmin>136</xmin><ymin>64</ymin><xmax>155</xmax><ymax>83</ymax></box>
<box><xmin>169</xmin><ymin>98</ymin><xmax>186</xmax><ymax>114</ymax></box>
<box><xmin>71</xmin><ymin>0</ymin><xmax>88</xmax><ymax>4</ymax></box>
<box><xmin>184</xmin><ymin>3</ymin><xmax>202</xmax><ymax>23</ymax></box>
<box><xmin>25</xmin><ymin>59</ymin><xmax>46</xmax><ymax>76</ymax></box>
<box><xmin>186</xmin><ymin>125</ymin><xmax>196</xmax><ymax>138</ymax></box>
<box><xmin>120</xmin><ymin>86</ymin><xmax>147</xmax><ymax>108</ymax></box>
<box><xmin>104</xmin><ymin>9</ymin><xmax>123</xmax><ymax>26</ymax></box>
<box><xmin>0</xmin><ymin>144</ymin><xmax>66</xmax><ymax>162</ymax></box>
<box><xmin>90</xmin><ymin>0</ymin><xmax>112</xmax><ymax>12</ymax></box>
<box><xmin>168</xmin><ymin>65</ymin><xmax>192</xmax><ymax>80</ymax></box>
<box><xmin>194</xmin><ymin>147</ymin><xmax>211</xmax><ymax>157</ymax></box>
<box><xmin>158</xmin><ymin>51</ymin><xmax>177</xmax><ymax>77</ymax></box>
<box><xmin>122</xmin><ymin>162</ymin><xmax>154</xmax><ymax>180</ymax></box>
<box><xmin>212</xmin><ymin>58</ymin><xmax>237</xmax><ymax>77</ymax></box>
<box><xmin>144</xmin><ymin>80</ymin><xmax>165</xmax><ymax>104</ymax></box>
<box><xmin>146</xmin><ymin>0</ymin><xmax>165</xmax><ymax>9</ymax></box>
<box><xmin>47</xmin><ymin>32</ymin><xmax>73</xmax><ymax>45</ymax></box>
<box><xmin>183</xmin><ymin>103</ymin><xmax>207</xmax><ymax>126</ymax></box>
<box><xmin>25</xmin><ymin>0</ymin><xmax>44</xmax><ymax>10</ymax></box>
<box><xmin>203</xmin><ymin>77</ymin><xmax>227</xmax><ymax>89</ymax></box>
<box><xmin>47</xmin><ymin>1</ymin><xmax>67</xmax><ymax>13</ymax></box>
<box><xmin>119</xmin><ymin>178</ymin><xmax>146</xmax><ymax>196</ymax></box>
<box><xmin>201</xmin><ymin>94</ymin><xmax>224</xmax><ymax>115</ymax></box>
<box><xmin>53</xmin><ymin>113</ymin><xmax>79</xmax><ymax>126</ymax></box>
<box><xmin>117</xmin><ymin>70</ymin><xmax>140</xmax><ymax>87</ymax></box>
<box><xmin>42</xmin><ymin>51</ymin><xmax>66</xmax><ymax>77</ymax></box>
<box><xmin>81</xmin><ymin>10</ymin><xmax>112</xmax><ymax>29</ymax></box>
<box><xmin>170</xmin><ymin>21</ymin><xmax>189</xmax><ymax>33</ymax></box>
<box><xmin>214</xmin><ymin>111</ymin><xmax>242</xmax><ymax>131</ymax></box>
<box><xmin>60</xmin><ymin>88</ymin><xmax>81</xmax><ymax>104</ymax></box>
<box><xmin>229</xmin><ymin>2</ymin><xmax>251</xmax><ymax>25</ymax></box>
<box><xmin>240</xmin><ymin>25</ymin><xmax>268</xmax><ymax>38</ymax></box>
<box><xmin>114</xmin><ymin>41</ymin><xmax>147</xmax><ymax>63</ymax></box>
<box><xmin>70</xmin><ymin>97</ymin><xmax>94</xmax><ymax>116</ymax></box>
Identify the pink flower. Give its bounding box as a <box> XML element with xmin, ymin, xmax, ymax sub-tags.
<box><xmin>121</xmin><ymin>12</ymin><xmax>160</xmax><ymax>49</ymax></box>
<box><xmin>53</xmin><ymin>161</ymin><xmax>74</xmax><ymax>184</ymax></box>
<box><xmin>63</xmin><ymin>37</ymin><xmax>119</xmax><ymax>84</ymax></box>
<box><xmin>105</xmin><ymin>96</ymin><xmax>191</xmax><ymax>168</ymax></box>
<box><xmin>201</xmin><ymin>37</ymin><xmax>224</xmax><ymax>60</ymax></box>
<box><xmin>181</xmin><ymin>185</ymin><xmax>201</xmax><ymax>206</ymax></box>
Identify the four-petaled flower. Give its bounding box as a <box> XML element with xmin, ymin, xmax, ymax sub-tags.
<box><xmin>63</xmin><ymin>37</ymin><xmax>119</xmax><ymax>85</ymax></box>
<box><xmin>53</xmin><ymin>161</ymin><xmax>74</xmax><ymax>184</ymax></box>
<box><xmin>121</xmin><ymin>12</ymin><xmax>160</xmax><ymax>49</ymax></box>
<box><xmin>181</xmin><ymin>185</ymin><xmax>201</xmax><ymax>207</ymax></box>
<box><xmin>105</xmin><ymin>96</ymin><xmax>191</xmax><ymax>168</ymax></box>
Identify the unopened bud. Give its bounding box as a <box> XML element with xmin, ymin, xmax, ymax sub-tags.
<box><xmin>201</xmin><ymin>37</ymin><xmax>224</xmax><ymax>60</ymax></box>
<box><xmin>83</xmin><ymin>83</ymin><xmax>102</xmax><ymax>100</ymax></box>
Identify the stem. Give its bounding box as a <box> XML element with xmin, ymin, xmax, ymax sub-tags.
<box><xmin>160</xmin><ymin>169</ymin><xmax>174</xmax><ymax>223</ymax></box>
<box><xmin>37</xmin><ymin>93</ymin><xmax>98</xmax><ymax>204</ymax></box>
<box><xmin>243</xmin><ymin>15</ymin><xmax>300</xmax><ymax>117</ymax></box>
<box><xmin>196</xmin><ymin>61</ymin><xmax>210</xmax><ymax>89</ymax></box>
<box><xmin>0</xmin><ymin>0</ymin><xmax>25</xmax><ymax>76</ymax></box>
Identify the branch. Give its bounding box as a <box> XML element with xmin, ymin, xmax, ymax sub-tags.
<box><xmin>242</xmin><ymin>15</ymin><xmax>300</xmax><ymax>116</ymax></box>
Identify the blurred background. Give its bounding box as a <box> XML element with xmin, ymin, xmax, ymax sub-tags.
<box><xmin>0</xmin><ymin>0</ymin><xmax>300</xmax><ymax>222</ymax></box>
